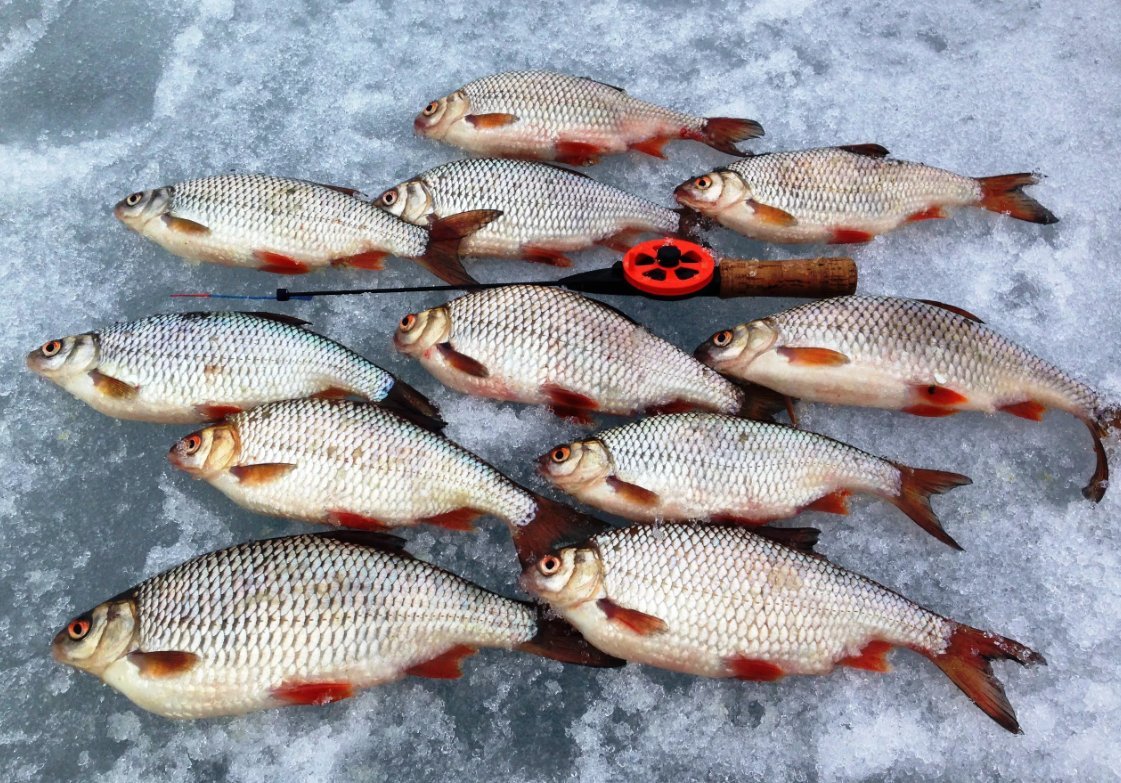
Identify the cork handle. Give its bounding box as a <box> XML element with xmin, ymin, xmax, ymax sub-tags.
<box><xmin>717</xmin><ymin>257</ymin><xmax>857</xmax><ymax>298</ymax></box>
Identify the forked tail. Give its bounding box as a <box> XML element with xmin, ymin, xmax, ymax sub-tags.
<box><xmin>1084</xmin><ymin>404</ymin><xmax>1121</xmax><ymax>502</ymax></box>
<box><xmin>419</xmin><ymin>209</ymin><xmax>503</xmax><ymax>285</ymax></box>
<box><xmin>695</xmin><ymin>117</ymin><xmax>765</xmax><ymax>156</ymax></box>
<box><xmin>887</xmin><ymin>464</ymin><xmax>972</xmax><ymax>550</ymax></box>
<box><xmin>975</xmin><ymin>173</ymin><xmax>1058</xmax><ymax>224</ymax></box>
<box><xmin>508</xmin><ymin>494</ymin><xmax>613</xmax><ymax>571</ymax></box>
<box><xmin>516</xmin><ymin>604</ymin><xmax>625</xmax><ymax>668</ymax></box>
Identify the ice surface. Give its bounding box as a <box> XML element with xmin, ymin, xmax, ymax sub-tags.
<box><xmin>1</xmin><ymin>0</ymin><xmax>1119</xmax><ymax>780</ymax></box>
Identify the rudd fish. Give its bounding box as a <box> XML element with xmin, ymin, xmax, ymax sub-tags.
<box><xmin>393</xmin><ymin>285</ymin><xmax>746</xmax><ymax>422</ymax></box>
<box><xmin>375</xmin><ymin>158</ymin><xmax>682</xmax><ymax>267</ymax></box>
<box><xmin>539</xmin><ymin>412</ymin><xmax>970</xmax><ymax>549</ymax></box>
<box><xmin>26</xmin><ymin>311</ymin><xmax>441</xmax><ymax>427</ymax></box>
<box><xmin>113</xmin><ymin>173</ymin><xmax>501</xmax><ymax>284</ymax></box>
<box><xmin>695</xmin><ymin>295</ymin><xmax>1119</xmax><ymax>501</ymax></box>
<box><xmin>51</xmin><ymin>532</ymin><xmax>622</xmax><ymax>718</ymax></box>
<box><xmin>674</xmin><ymin>144</ymin><xmax>1058</xmax><ymax>244</ymax></box>
<box><xmin>519</xmin><ymin>522</ymin><xmax>1044</xmax><ymax>734</ymax></box>
<box><xmin>414</xmin><ymin>70</ymin><xmax>764</xmax><ymax>166</ymax></box>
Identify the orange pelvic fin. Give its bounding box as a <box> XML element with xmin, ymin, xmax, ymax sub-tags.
<box><xmin>805</xmin><ymin>490</ymin><xmax>851</xmax><ymax>515</ymax></box>
<box><xmin>194</xmin><ymin>403</ymin><xmax>241</xmax><ymax>420</ymax></box>
<box><xmin>903</xmin><ymin>404</ymin><xmax>960</xmax><ymax>417</ymax></box>
<box><xmin>999</xmin><ymin>400</ymin><xmax>1046</xmax><ymax>422</ymax></box>
<box><xmin>888</xmin><ymin>464</ymin><xmax>971</xmax><ymax>550</ymax></box>
<box><xmin>596</xmin><ymin>598</ymin><xmax>668</xmax><ymax>635</ymax></box>
<box><xmin>272</xmin><ymin>680</ymin><xmax>355</xmax><ymax>706</ymax></box>
<box><xmin>405</xmin><ymin>644</ymin><xmax>477</xmax><ymax>679</ymax></box>
<box><xmin>838</xmin><ymin>640</ymin><xmax>893</xmax><ymax>673</ymax></box>
<box><xmin>555</xmin><ymin>140</ymin><xmax>606</xmax><ymax>166</ymax></box>
<box><xmin>776</xmin><ymin>346</ymin><xmax>851</xmax><ymax>366</ymax></box>
<box><xmin>697</xmin><ymin>117</ymin><xmax>764</xmax><ymax>156</ymax></box>
<box><xmin>89</xmin><ymin>370</ymin><xmax>139</xmax><ymax>399</ymax></box>
<box><xmin>605</xmin><ymin>475</ymin><xmax>659</xmax><ymax>508</ymax></box>
<box><xmin>748</xmin><ymin>199</ymin><xmax>797</xmax><ymax>226</ymax></box>
<box><xmin>829</xmin><ymin>228</ymin><xmax>875</xmax><ymax>244</ymax></box>
<box><xmin>542</xmin><ymin>384</ymin><xmax>598</xmax><ymax>413</ymax></box>
<box><xmin>595</xmin><ymin>228</ymin><xmax>646</xmax><ymax>253</ymax></box>
<box><xmin>327</xmin><ymin>510</ymin><xmax>392</xmax><ymax>531</ymax></box>
<box><xmin>521</xmin><ymin>245</ymin><xmax>573</xmax><ymax>267</ymax></box>
<box><xmin>161</xmin><ymin>214</ymin><xmax>210</xmax><ymax>235</ymax></box>
<box><xmin>629</xmin><ymin>136</ymin><xmax>671</xmax><ymax>159</ymax></box>
<box><xmin>976</xmin><ymin>173</ymin><xmax>1058</xmax><ymax>224</ymax></box>
<box><xmin>230</xmin><ymin>462</ymin><xmax>296</xmax><ymax>486</ymax></box>
<box><xmin>332</xmin><ymin>250</ymin><xmax>387</xmax><ymax>271</ymax></box>
<box><xmin>436</xmin><ymin>342</ymin><xmax>489</xmax><ymax>378</ymax></box>
<box><xmin>465</xmin><ymin>112</ymin><xmax>517</xmax><ymax>128</ymax></box>
<box><xmin>128</xmin><ymin>650</ymin><xmax>201</xmax><ymax>678</ymax></box>
<box><xmin>913</xmin><ymin>384</ymin><xmax>969</xmax><ymax>407</ymax></box>
<box><xmin>907</xmin><ymin>206</ymin><xmax>947</xmax><ymax>222</ymax></box>
<box><xmin>725</xmin><ymin>655</ymin><xmax>785</xmax><ymax>681</ymax></box>
<box><xmin>421</xmin><ymin>508</ymin><xmax>482</xmax><ymax>532</ymax></box>
<box><xmin>253</xmin><ymin>250</ymin><xmax>311</xmax><ymax>274</ymax></box>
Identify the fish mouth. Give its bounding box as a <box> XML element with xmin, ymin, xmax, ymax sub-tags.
<box><xmin>413</xmin><ymin>115</ymin><xmax>430</xmax><ymax>134</ymax></box>
<box><xmin>672</xmin><ymin>184</ymin><xmax>700</xmax><ymax>207</ymax></box>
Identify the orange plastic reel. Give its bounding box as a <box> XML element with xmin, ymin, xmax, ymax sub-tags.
<box><xmin>621</xmin><ymin>238</ymin><xmax>715</xmax><ymax>297</ymax></box>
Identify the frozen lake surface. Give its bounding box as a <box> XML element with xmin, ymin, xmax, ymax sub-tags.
<box><xmin>1</xmin><ymin>0</ymin><xmax>1119</xmax><ymax>780</ymax></box>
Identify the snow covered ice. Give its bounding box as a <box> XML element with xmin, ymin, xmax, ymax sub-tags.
<box><xmin>2</xmin><ymin>0</ymin><xmax>1119</xmax><ymax>780</ymax></box>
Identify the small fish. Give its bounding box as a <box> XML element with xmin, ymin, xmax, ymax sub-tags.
<box><xmin>414</xmin><ymin>70</ymin><xmax>764</xmax><ymax>166</ymax></box>
<box><xmin>695</xmin><ymin>295</ymin><xmax>1118</xmax><ymax>500</ymax></box>
<box><xmin>519</xmin><ymin>522</ymin><xmax>1044</xmax><ymax>734</ymax></box>
<box><xmin>114</xmin><ymin>173</ymin><xmax>501</xmax><ymax>284</ymax></box>
<box><xmin>393</xmin><ymin>285</ymin><xmax>746</xmax><ymax>423</ymax></box>
<box><xmin>51</xmin><ymin>532</ymin><xmax>622</xmax><ymax>718</ymax></box>
<box><xmin>539</xmin><ymin>413</ymin><xmax>970</xmax><ymax>548</ymax></box>
<box><xmin>375</xmin><ymin>158</ymin><xmax>682</xmax><ymax>267</ymax></box>
<box><xmin>26</xmin><ymin>311</ymin><xmax>442</xmax><ymax>426</ymax></box>
<box><xmin>674</xmin><ymin>145</ymin><xmax>1058</xmax><ymax>244</ymax></box>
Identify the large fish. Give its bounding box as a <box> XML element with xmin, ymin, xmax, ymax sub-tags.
<box><xmin>519</xmin><ymin>522</ymin><xmax>1044</xmax><ymax>734</ymax></box>
<box><xmin>114</xmin><ymin>173</ymin><xmax>500</xmax><ymax>284</ymax></box>
<box><xmin>26</xmin><ymin>311</ymin><xmax>441</xmax><ymax>427</ymax></box>
<box><xmin>375</xmin><ymin>158</ymin><xmax>682</xmax><ymax>267</ymax></box>
<box><xmin>414</xmin><ymin>70</ymin><xmax>764</xmax><ymax>166</ymax></box>
<box><xmin>673</xmin><ymin>145</ymin><xmax>1057</xmax><ymax>244</ymax></box>
<box><xmin>51</xmin><ymin>532</ymin><xmax>622</xmax><ymax>718</ymax></box>
<box><xmin>538</xmin><ymin>412</ymin><xmax>970</xmax><ymax>548</ymax></box>
<box><xmin>393</xmin><ymin>285</ymin><xmax>746</xmax><ymax>422</ymax></box>
<box><xmin>695</xmin><ymin>295</ymin><xmax>1118</xmax><ymax>500</ymax></box>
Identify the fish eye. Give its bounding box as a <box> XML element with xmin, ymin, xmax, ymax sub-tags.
<box><xmin>422</xmin><ymin>101</ymin><xmax>439</xmax><ymax>116</ymax></box>
<box><xmin>41</xmin><ymin>339</ymin><xmax>63</xmax><ymax>357</ymax></box>
<box><xmin>538</xmin><ymin>555</ymin><xmax>562</xmax><ymax>576</ymax></box>
<box><xmin>67</xmin><ymin>617</ymin><xmax>91</xmax><ymax>640</ymax></box>
<box><xmin>183</xmin><ymin>434</ymin><xmax>202</xmax><ymax>454</ymax></box>
<box><xmin>694</xmin><ymin>176</ymin><xmax>712</xmax><ymax>190</ymax></box>
<box><xmin>399</xmin><ymin>313</ymin><xmax>417</xmax><ymax>331</ymax></box>
<box><xmin>712</xmin><ymin>330</ymin><xmax>733</xmax><ymax>347</ymax></box>
<box><xmin>550</xmin><ymin>446</ymin><xmax>571</xmax><ymax>463</ymax></box>
<box><xmin>125</xmin><ymin>192</ymin><xmax>144</xmax><ymax>207</ymax></box>
<box><xmin>379</xmin><ymin>189</ymin><xmax>398</xmax><ymax>206</ymax></box>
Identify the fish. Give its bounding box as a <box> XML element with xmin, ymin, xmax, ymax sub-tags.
<box><xmin>393</xmin><ymin>285</ymin><xmax>747</xmax><ymax>423</ymax></box>
<box><xmin>26</xmin><ymin>311</ymin><xmax>442</xmax><ymax>427</ymax></box>
<box><xmin>538</xmin><ymin>412</ymin><xmax>970</xmax><ymax>549</ymax></box>
<box><xmin>414</xmin><ymin>70</ymin><xmax>764</xmax><ymax>166</ymax></box>
<box><xmin>113</xmin><ymin>173</ymin><xmax>501</xmax><ymax>284</ymax></box>
<box><xmin>694</xmin><ymin>295</ymin><xmax>1119</xmax><ymax>501</ymax></box>
<box><xmin>518</xmin><ymin>522</ymin><xmax>1044</xmax><ymax>734</ymax></box>
<box><xmin>51</xmin><ymin>532</ymin><xmax>623</xmax><ymax>718</ymax></box>
<box><xmin>374</xmin><ymin>158</ymin><xmax>683</xmax><ymax>267</ymax></box>
<box><xmin>673</xmin><ymin>145</ymin><xmax>1058</xmax><ymax>244</ymax></box>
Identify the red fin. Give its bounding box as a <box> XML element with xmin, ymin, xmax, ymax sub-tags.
<box><xmin>903</xmin><ymin>404</ymin><xmax>960</xmax><ymax>417</ymax></box>
<box><xmin>748</xmin><ymin>199</ymin><xmax>797</xmax><ymax>226</ymax></box>
<box><xmin>89</xmin><ymin>370</ymin><xmax>139</xmax><ymax>399</ymax></box>
<box><xmin>405</xmin><ymin>644</ymin><xmax>477</xmax><ymax>679</ymax></box>
<box><xmin>999</xmin><ymin>400</ymin><xmax>1046</xmax><ymax>422</ymax></box>
<box><xmin>888</xmin><ymin>464</ymin><xmax>970</xmax><ymax>550</ymax></box>
<box><xmin>907</xmin><ymin>206</ymin><xmax>947</xmax><ymax>222</ymax></box>
<box><xmin>421</xmin><ymin>508</ymin><xmax>482</xmax><ymax>532</ymax></box>
<box><xmin>253</xmin><ymin>251</ymin><xmax>311</xmax><ymax>274</ymax></box>
<box><xmin>311</xmin><ymin>386</ymin><xmax>352</xmax><ymax>400</ymax></box>
<box><xmin>976</xmin><ymin>173</ymin><xmax>1057</xmax><ymax>224</ymax></box>
<box><xmin>750</xmin><ymin>526</ymin><xmax>821</xmax><ymax>554</ymax></box>
<box><xmin>725</xmin><ymin>655</ymin><xmax>785</xmax><ymax>681</ymax></box>
<box><xmin>272</xmin><ymin>680</ymin><xmax>354</xmax><ymax>706</ymax></box>
<box><xmin>509</xmin><ymin>495</ymin><xmax>612</xmax><ymax>571</ymax></box>
<box><xmin>327</xmin><ymin>510</ymin><xmax>392</xmax><ymax>531</ymax></box>
<box><xmin>917</xmin><ymin>299</ymin><xmax>985</xmax><ymax>323</ymax></box>
<box><xmin>128</xmin><ymin>650</ymin><xmax>201</xmax><ymax>678</ymax></box>
<box><xmin>161</xmin><ymin>214</ymin><xmax>210</xmax><ymax>234</ymax></box>
<box><xmin>549</xmin><ymin>406</ymin><xmax>597</xmax><ymax>426</ymax></box>
<box><xmin>542</xmin><ymin>383</ymin><xmax>598</xmax><ymax>412</ymax></box>
<box><xmin>644</xmin><ymin>400</ymin><xmax>699</xmax><ymax>416</ymax></box>
<box><xmin>629</xmin><ymin>136</ymin><xmax>670</xmax><ymax>159</ymax></box>
<box><xmin>195</xmin><ymin>403</ymin><xmax>241</xmax><ymax>420</ymax></box>
<box><xmin>517</xmin><ymin>604</ymin><xmax>626</xmax><ymax>668</ymax></box>
<box><xmin>466</xmin><ymin>112</ymin><xmax>517</xmax><ymax>128</ymax></box>
<box><xmin>595</xmin><ymin>229</ymin><xmax>646</xmax><ymax>253</ymax></box>
<box><xmin>777</xmin><ymin>346</ymin><xmax>850</xmax><ymax>366</ymax></box>
<box><xmin>378</xmin><ymin>380</ymin><xmax>445</xmax><ymax>432</ymax></box>
<box><xmin>606</xmin><ymin>475</ymin><xmax>659</xmax><ymax>507</ymax></box>
<box><xmin>912</xmin><ymin>384</ymin><xmax>969</xmax><ymax>407</ymax></box>
<box><xmin>230</xmin><ymin>462</ymin><xmax>296</xmax><ymax>486</ymax></box>
<box><xmin>925</xmin><ymin>623</ymin><xmax>1045</xmax><ymax>734</ymax></box>
<box><xmin>419</xmin><ymin>210</ymin><xmax>500</xmax><ymax>286</ymax></box>
<box><xmin>555</xmin><ymin>140</ymin><xmax>606</xmax><ymax>166</ymax></box>
<box><xmin>333</xmin><ymin>250</ymin><xmax>386</xmax><ymax>270</ymax></box>
<box><xmin>830</xmin><ymin>228</ymin><xmax>875</xmax><ymax>244</ymax></box>
<box><xmin>436</xmin><ymin>342</ymin><xmax>489</xmax><ymax>378</ymax></box>
<box><xmin>805</xmin><ymin>489</ymin><xmax>851</xmax><ymax>515</ymax></box>
<box><xmin>521</xmin><ymin>245</ymin><xmax>573</xmax><ymax>267</ymax></box>
<box><xmin>596</xmin><ymin>598</ymin><xmax>668</xmax><ymax>635</ymax></box>
<box><xmin>836</xmin><ymin>143</ymin><xmax>889</xmax><ymax>158</ymax></box>
<box><xmin>838</xmin><ymin>640</ymin><xmax>893</xmax><ymax>673</ymax></box>
<box><xmin>698</xmin><ymin>117</ymin><xmax>764</xmax><ymax>155</ymax></box>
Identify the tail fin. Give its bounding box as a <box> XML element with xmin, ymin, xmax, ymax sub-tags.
<box><xmin>726</xmin><ymin>379</ymin><xmax>794</xmax><ymax>425</ymax></box>
<box><xmin>887</xmin><ymin>464</ymin><xmax>971</xmax><ymax>550</ymax></box>
<box><xmin>378</xmin><ymin>380</ymin><xmax>446</xmax><ymax>432</ymax></box>
<box><xmin>696</xmin><ymin>117</ymin><xmax>764</xmax><ymax>156</ymax></box>
<box><xmin>516</xmin><ymin>604</ymin><xmax>626</xmax><ymax>668</ymax></box>
<box><xmin>419</xmin><ymin>209</ymin><xmax>502</xmax><ymax>285</ymax></box>
<box><xmin>1083</xmin><ymin>406</ymin><xmax>1119</xmax><ymax>501</ymax></box>
<box><xmin>509</xmin><ymin>495</ymin><xmax>612</xmax><ymax>571</ymax></box>
<box><xmin>926</xmin><ymin>623</ymin><xmax>1045</xmax><ymax>734</ymax></box>
<box><xmin>975</xmin><ymin>174</ymin><xmax>1058</xmax><ymax>224</ymax></box>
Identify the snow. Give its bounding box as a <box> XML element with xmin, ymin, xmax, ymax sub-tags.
<box><xmin>2</xmin><ymin>0</ymin><xmax>1119</xmax><ymax>780</ymax></box>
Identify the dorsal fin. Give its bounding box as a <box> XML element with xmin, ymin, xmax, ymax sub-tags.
<box><xmin>533</xmin><ymin>161</ymin><xmax>593</xmax><ymax>179</ymax></box>
<box><xmin>303</xmin><ymin>180</ymin><xmax>365</xmax><ymax>198</ymax></box>
<box><xmin>246</xmin><ymin>311</ymin><xmax>311</xmax><ymax>328</ymax></box>
<box><xmin>916</xmin><ymin>299</ymin><xmax>985</xmax><ymax>323</ymax></box>
<box><xmin>582</xmin><ymin>76</ymin><xmax>626</xmax><ymax>93</ymax></box>
<box><xmin>837</xmin><ymin>144</ymin><xmax>890</xmax><ymax>158</ymax></box>
<box><xmin>749</xmin><ymin>525</ymin><xmax>821</xmax><ymax>555</ymax></box>
<box><xmin>315</xmin><ymin>530</ymin><xmax>412</xmax><ymax>556</ymax></box>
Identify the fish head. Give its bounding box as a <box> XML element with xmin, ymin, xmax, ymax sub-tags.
<box><xmin>51</xmin><ymin>595</ymin><xmax>139</xmax><ymax>678</ymax></box>
<box><xmin>673</xmin><ymin>169</ymin><xmax>746</xmax><ymax>216</ymax></box>
<box><xmin>26</xmin><ymin>333</ymin><xmax>100</xmax><ymax>380</ymax></box>
<box><xmin>113</xmin><ymin>186</ymin><xmax>172</xmax><ymax>231</ymax></box>
<box><xmin>168</xmin><ymin>424</ymin><xmax>241</xmax><ymax>477</ymax></box>
<box><xmin>394</xmin><ymin>306</ymin><xmax>451</xmax><ymax>356</ymax></box>
<box><xmin>414</xmin><ymin>90</ymin><xmax>470</xmax><ymax>139</ymax></box>
<box><xmin>520</xmin><ymin>545</ymin><xmax>603</xmax><ymax>609</ymax></box>
<box><xmin>375</xmin><ymin>179</ymin><xmax>436</xmax><ymax>226</ymax></box>
<box><xmin>694</xmin><ymin>319</ymin><xmax>778</xmax><ymax>373</ymax></box>
<box><xmin>537</xmin><ymin>439</ymin><xmax>613</xmax><ymax>491</ymax></box>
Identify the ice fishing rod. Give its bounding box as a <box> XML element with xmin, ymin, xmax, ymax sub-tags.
<box><xmin>173</xmin><ymin>239</ymin><xmax>857</xmax><ymax>302</ymax></box>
